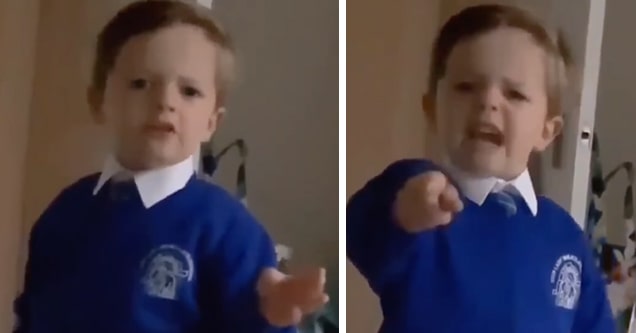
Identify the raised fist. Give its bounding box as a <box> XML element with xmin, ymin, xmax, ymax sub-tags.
<box><xmin>394</xmin><ymin>171</ymin><xmax>463</xmax><ymax>233</ymax></box>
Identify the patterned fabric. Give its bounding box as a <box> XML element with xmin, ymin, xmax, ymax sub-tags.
<box><xmin>488</xmin><ymin>190</ymin><xmax>518</xmax><ymax>217</ymax></box>
<box><xmin>108</xmin><ymin>178</ymin><xmax>138</xmax><ymax>201</ymax></box>
<box><xmin>585</xmin><ymin>132</ymin><xmax>636</xmax><ymax>331</ymax></box>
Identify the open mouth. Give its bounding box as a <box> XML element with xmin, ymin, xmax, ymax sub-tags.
<box><xmin>466</xmin><ymin>123</ymin><xmax>504</xmax><ymax>146</ymax></box>
<box><xmin>144</xmin><ymin>122</ymin><xmax>175</xmax><ymax>134</ymax></box>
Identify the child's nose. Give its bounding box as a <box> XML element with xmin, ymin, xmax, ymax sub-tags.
<box><xmin>477</xmin><ymin>86</ymin><xmax>502</xmax><ymax>112</ymax></box>
<box><xmin>152</xmin><ymin>84</ymin><xmax>178</xmax><ymax>112</ymax></box>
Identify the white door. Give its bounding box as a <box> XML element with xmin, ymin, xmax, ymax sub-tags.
<box><xmin>438</xmin><ymin>0</ymin><xmax>607</xmax><ymax>229</ymax></box>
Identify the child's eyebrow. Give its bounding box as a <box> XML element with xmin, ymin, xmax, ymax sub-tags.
<box><xmin>178</xmin><ymin>75</ymin><xmax>205</xmax><ymax>86</ymax></box>
<box><xmin>502</xmin><ymin>77</ymin><xmax>525</xmax><ymax>89</ymax></box>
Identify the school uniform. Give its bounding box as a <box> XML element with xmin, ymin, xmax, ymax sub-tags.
<box><xmin>14</xmin><ymin>155</ymin><xmax>292</xmax><ymax>333</ymax></box>
<box><xmin>347</xmin><ymin>159</ymin><xmax>616</xmax><ymax>333</ymax></box>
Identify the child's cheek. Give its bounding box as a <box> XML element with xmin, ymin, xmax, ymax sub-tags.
<box><xmin>443</xmin><ymin>109</ymin><xmax>466</xmax><ymax>135</ymax></box>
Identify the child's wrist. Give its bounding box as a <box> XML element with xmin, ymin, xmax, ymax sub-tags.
<box><xmin>257</xmin><ymin>268</ymin><xmax>289</xmax><ymax>297</ymax></box>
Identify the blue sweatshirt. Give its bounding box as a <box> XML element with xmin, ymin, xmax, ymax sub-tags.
<box><xmin>347</xmin><ymin>159</ymin><xmax>616</xmax><ymax>333</ymax></box>
<box><xmin>15</xmin><ymin>173</ymin><xmax>293</xmax><ymax>333</ymax></box>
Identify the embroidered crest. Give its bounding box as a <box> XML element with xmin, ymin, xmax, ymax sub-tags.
<box><xmin>140</xmin><ymin>245</ymin><xmax>194</xmax><ymax>300</ymax></box>
<box><xmin>550</xmin><ymin>254</ymin><xmax>582</xmax><ymax>310</ymax></box>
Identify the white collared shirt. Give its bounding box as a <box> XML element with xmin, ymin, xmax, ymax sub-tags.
<box><xmin>445</xmin><ymin>164</ymin><xmax>538</xmax><ymax>216</ymax></box>
<box><xmin>93</xmin><ymin>155</ymin><xmax>195</xmax><ymax>208</ymax></box>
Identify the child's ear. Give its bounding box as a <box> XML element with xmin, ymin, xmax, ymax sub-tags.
<box><xmin>534</xmin><ymin>115</ymin><xmax>564</xmax><ymax>152</ymax></box>
<box><xmin>87</xmin><ymin>86</ymin><xmax>105</xmax><ymax>124</ymax></box>
<box><xmin>203</xmin><ymin>106</ymin><xmax>225</xmax><ymax>138</ymax></box>
<box><xmin>422</xmin><ymin>93</ymin><xmax>436</xmax><ymax>124</ymax></box>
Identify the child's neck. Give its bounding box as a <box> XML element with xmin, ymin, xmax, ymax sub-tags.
<box><xmin>113</xmin><ymin>154</ymin><xmax>194</xmax><ymax>174</ymax></box>
<box><xmin>439</xmin><ymin>156</ymin><xmax>523</xmax><ymax>182</ymax></box>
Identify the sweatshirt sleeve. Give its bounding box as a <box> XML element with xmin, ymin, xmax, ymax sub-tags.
<box><xmin>14</xmin><ymin>187</ymin><xmax>70</xmax><ymax>333</ymax></box>
<box><xmin>346</xmin><ymin>159</ymin><xmax>437</xmax><ymax>294</ymax></box>
<box><xmin>13</xmin><ymin>227</ymin><xmax>39</xmax><ymax>333</ymax></box>
<box><xmin>571</xmin><ymin>237</ymin><xmax>616</xmax><ymax>333</ymax></box>
<box><xmin>199</xmin><ymin>199</ymin><xmax>294</xmax><ymax>333</ymax></box>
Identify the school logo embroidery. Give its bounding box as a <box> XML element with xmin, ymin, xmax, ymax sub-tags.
<box><xmin>550</xmin><ymin>254</ymin><xmax>582</xmax><ymax>310</ymax></box>
<box><xmin>140</xmin><ymin>244</ymin><xmax>194</xmax><ymax>301</ymax></box>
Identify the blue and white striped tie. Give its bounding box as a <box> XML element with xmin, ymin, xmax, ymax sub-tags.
<box><xmin>489</xmin><ymin>189</ymin><xmax>517</xmax><ymax>217</ymax></box>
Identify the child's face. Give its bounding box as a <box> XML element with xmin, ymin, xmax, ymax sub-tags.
<box><xmin>91</xmin><ymin>24</ymin><xmax>220</xmax><ymax>170</ymax></box>
<box><xmin>425</xmin><ymin>27</ymin><xmax>562</xmax><ymax>179</ymax></box>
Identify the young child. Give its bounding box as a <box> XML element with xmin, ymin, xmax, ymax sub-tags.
<box><xmin>14</xmin><ymin>1</ymin><xmax>326</xmax><ymax>332</ymax></box>
<box><xmin>348</xmin><ymin>4</ymin><xmax>615</xmax><ymax>333</ymax></box>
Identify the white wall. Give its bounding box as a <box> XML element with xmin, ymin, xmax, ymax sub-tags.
<box><xmin>211</xmin><ymin>0</ymin><xmax>339</xmax><ymax>286</ymax></box>
<box><xmin>594</xmin><ymin>0</ymin><xmax>636</xmax><ymax>244</ymax></box>
<box><xmin>347</xmin><ymin>0</ymin><xmax>438</xmax><ymax>331</ymax></box>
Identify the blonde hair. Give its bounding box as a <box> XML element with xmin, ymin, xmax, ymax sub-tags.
<box><xmin>429</xmin><ymin>4</ymin><xmax>573</xmax><ymax>117</ymax></box>
<box><xmin>91</xmin><ymin>0</ymin><xmax>236</xmax><ymax>107</ymax></box>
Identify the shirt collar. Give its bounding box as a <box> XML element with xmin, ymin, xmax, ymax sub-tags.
<box><xmin>445</xmin><ymin>164</ymin><xmax>538</xmax><ymax>216</ymax></box>
<box><xmin>93</xmin><ymin>155</ymin><xmax>195</xmax><ymax>208</ymax></box>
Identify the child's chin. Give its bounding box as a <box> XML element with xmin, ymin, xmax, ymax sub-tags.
<box><xmin>458</xmin><ymin>155</ymin><xmax>506</xmax><ymax>177</ymax></box>
<box><xmin>141</xmin><ymin>147</ymin><xmax>182</xmax><ymax>166</ymax></box>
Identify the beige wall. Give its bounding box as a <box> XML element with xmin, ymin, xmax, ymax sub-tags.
<box><xmin>0</xmin><ymin>0</ymin><xmax>40</xmax><ymax>330</ymax></box>
<box><xmin>21</xmin><ymin>0</ymin><xmax>117</xmax><ymax>247</ymax></box>
<box><xmin>346</xmin><ymin>0</ymin><xmax>439</xmax><ymax>331</ymax></box>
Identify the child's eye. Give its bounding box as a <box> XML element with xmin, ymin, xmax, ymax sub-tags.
<box><xmin>181</xmin><ymin>86</ymin><xmax>202</xmax><ymax>98</ymax></box>
<box><xmin>454</xmin><ymin>82</ymin><xmax>475</xmax><ymax>92</ymax></box>
<box><xmin>129</xmin><ymin>79</ymin><xmax>148</xmax><ymax>90</ymax></box>
<box><xmin>507</xmin><ymin>90</ymin><xmax>528</xmax><ymax>101</ymax></box>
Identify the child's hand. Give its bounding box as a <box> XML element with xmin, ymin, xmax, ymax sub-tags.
<box><xmin>258</xmin><ymin>267</ymin><xmax>329</xmax><ymax>327</ymax></box>
<box><xmin>394</xmin><ymin>170</ymin><xmax>463</xmax><ymax>233</ymax></box>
